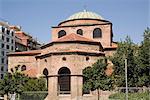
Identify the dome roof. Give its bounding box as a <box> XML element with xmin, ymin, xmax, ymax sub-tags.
<box><xmin>67</xmin><ymin>10</ymin><xmax>103</xmax><ymax>20</ymax></box>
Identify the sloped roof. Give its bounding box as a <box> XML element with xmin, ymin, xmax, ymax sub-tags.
<box><xmin>41</xmin><ymin>33</ymin><xmax>102</xmax><ymax>49</ymax></box>
<box><xmin>53</xmin><ymin>33</ymin><xmax>98</xmax><ymax>42</ymax></box>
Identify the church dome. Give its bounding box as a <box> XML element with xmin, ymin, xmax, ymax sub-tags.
<box><xmin>67</xmin><ymin>10</ymin><xmax>103</xmax><ymax>20</ymax></box>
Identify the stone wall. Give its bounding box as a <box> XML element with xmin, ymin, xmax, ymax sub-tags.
<box><xmin>52</xmin><ymin>24</ymin><xmax>112</xmax><ymax>47</ymax></box>
<box><xmin>38</xmin><ymin>54</ymin><xmax>103</xmax><ymax>100</ymax></box>
<box><xmin>8</xmin><ymin>55</ymin><xmax>37</xmax><ymax>72</ymax></box>
<box><xmin>41</xmin><ymin>43</ymin><xmax>102</xmax><ymax>55</ymax></box>
<box><xmin>38</xmin><ymin>54</ymin><xmax>101</xmax><ymax>75</ymax></box>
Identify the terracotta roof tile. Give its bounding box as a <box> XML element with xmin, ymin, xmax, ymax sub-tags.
<box><xmin>41</xmin><ymin>33</ymin><xmax>102</xmax><ymax>49</ymax></box>
<box><xmin>53</xmin><ymin>33</ymin><xmax>98</xmax><ymax>42</ymax></box>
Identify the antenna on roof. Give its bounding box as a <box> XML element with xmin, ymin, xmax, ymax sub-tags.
<box><xmin>83</xmin><ymin>5</ymin><xmax>87</xmax><ymax>12</ymax></box>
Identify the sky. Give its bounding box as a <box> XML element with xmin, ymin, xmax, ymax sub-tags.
<box><xmin>0</xmin><ymin>0</ymin><xmax>149</xmax><ymax>44</ymax></box>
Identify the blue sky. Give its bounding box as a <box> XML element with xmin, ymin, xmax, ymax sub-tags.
<box><xmin>0</xmin><ymin>0</ymin><xmax>149</xmax><ymax>44</ymax></box>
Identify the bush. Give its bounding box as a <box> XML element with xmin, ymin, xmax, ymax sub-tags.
<box><xmin>109</xmin><ymin>92</ymin><xmax>149</xmax><ymax>100</ymax></box>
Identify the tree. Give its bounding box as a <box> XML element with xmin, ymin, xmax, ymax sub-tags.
<box><xmin>0</xmin><ymin>71</ymin><xmax>47</xmax><ymax>100</ymax></box>
<box><xmin>137</xmin><ymin>28</ymin><xmax>150</xmax><ymax>87</ymax></box>
<box><xmin>110</xmin><ymin>37</ymin><xmax>139</xmax><ymax>87</ymax></box>
<box><xmin>0</xmin><ymin>72</ymin><xmax>28</xmax><ymax>99</ymax></box>
<box><xmin>83</xmin><ymin>58</ymin><xmax>114</xmax><ymax>100</ymax></box>
<box><xmin>23</xmin><ymin>78</ymin><xmax>47</xmax><ymax>91</ymax></box>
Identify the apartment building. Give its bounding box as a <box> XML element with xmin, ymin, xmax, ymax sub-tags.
<box><xmin>0</xmin><ymin>21</ymin><xmax>41</xmax><ymax>79</ymax></box>
<box><xmin>0</xmin><ymin>21</ymin><xmax>15</xmax><ymax>79</ymax></box>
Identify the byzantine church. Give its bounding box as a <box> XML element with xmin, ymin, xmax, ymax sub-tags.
<box><xmin>8</xmin><ymin>10</ymin><xmax>117</xmax><ymax>100</ymax></box>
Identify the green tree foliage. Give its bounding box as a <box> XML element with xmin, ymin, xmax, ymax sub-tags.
<box><xmin>0</xmin><ymin>72</ymin><xmax>28</xmax><ymax>95</ymax></box>
<box><xmin>23</xmin><ymin>78</ymin><xmax>47</xmax><ymax>91</ymax></box>
<box><xmin>0</xmin><ymin>72</ymin><xmax>47</xmax><ymax>97</ymax></box>
<box><xmin>83</xmin><ymin>58</ymin><xmax>114</xmax><ymax>100</ymax></box>
<box><xmin>110</xmin><ymin>37</ymin><xmax>139</xmax><ymax>87</ymax></box>
<box><xmin>83</xmin><ymin>67</ymin><xmax>93</xmax><ymax>92</ymax></box>
<box><xmin>110</xmin><ymin>28</ymin><xmax>150</xmax><ymax>87</ymax></box>
<box><xmin>137</xmin><ymin>28</ymin><xmax>150</xmax><ymax>87</ymax></box>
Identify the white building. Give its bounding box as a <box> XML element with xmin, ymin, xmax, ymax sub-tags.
<box><xmin>0</xmin><ymin>21</ymin><xmax>15</xmax><ymax>79</ymax></box>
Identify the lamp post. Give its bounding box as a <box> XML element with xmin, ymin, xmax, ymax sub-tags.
<box><xmin>125</xmin><ymin>58</ymin><xmax>128</xmax><ymax>100</ymax></box>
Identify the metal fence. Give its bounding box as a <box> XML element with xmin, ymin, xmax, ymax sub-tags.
<box><xmin>109</xmin><ymin>87</ymin><xmax>150</xmax><ymax>100</ymax></box>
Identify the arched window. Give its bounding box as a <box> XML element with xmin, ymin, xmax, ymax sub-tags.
<box><xmin>93</xmin><ymin>28</ymin><xmax>102</xmax><ymax>38</ymax></box>
<box><xmin>77</xmin><ymin>29</ymin><xmax>83</xmax><ymax>35</ymax></box>
<box><xmin>43</xmin><ymin>68</ymin><xmax>49</xmax><ymax>76</ymax></box>
<box><xmin>58</xmin><ymin>30</ymin><xmax>66</xmax><ymax>38</ymax></box>
<box><xmin>21</xmin><ymin>65</ymin><xmax>26</xmax><ymax>71</ymax></box>
<box><xmin>58</xmin><ymin>67</ymin><xmax>71</xmax><ymax>94</ymax></box>
<box><xmin>43</xmin><ymin>68</ymin><xmax>49</xmax><ymax>88</ymax></box>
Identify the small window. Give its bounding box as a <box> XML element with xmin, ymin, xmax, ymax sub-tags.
<box><xmin>44</xmin><ymin>59</ymin><xmax>47</xmax><ymax>62</ymax></box>
<box><xmin>43</xmin><ymin>68</ymin><xmax>49</xmax><ymax>76</ymax></box>
<box><xmin>6</xmin><ymin>59</ymin><xmax>8</xmax><ymax>64</ymax></box>
<box><xmin>2</xmin><ymin>27</ymin><xmax>5</xmax><ymax>33</ymax></box>
<box><xmin>7</xmin><ymin>29</ymin><xmax>10</xmax><ymax>35</ymax></box>
<box><xmin>1</xmin><ymin>66</ymin><xmax>4</xmax><ymax>71</ymax></box>
<box><xmin>1</xmin><ymin>43</ymin><xmax>4</xmax><ymax>48</ymax></box>
<box><xmin>2</xmin><ymin>35</ymin><xmax>4</xmax><ymax>40</ymax></box>
<box><xmin>1</xmin><ymin>51</ymin><xmax>4</xmax><ymax>56</ymax></box>
<box><xmin>21</xmin><ymin>65</ymin><xmax>26</xmax><ymax>71</ymax></box>
<box><xmin>11</xmin><ymin>31</ymin><xmax>14</xmax><ymax>36</ymax></box>
<box><xmin>58</xmin><ymin>30</ymin><xmax>66</xmax><ymax>38</ymax></box>
<box><xmin>86</xmin><ymin>57</ymin><xmax>89</xmax><ymax>61</ymax></box>
<box><xmin>93</xmin><ymin>28</ymin><xmax>102</xmax><ymax>38</ymax></box>
<box><xmin>77</xmin><ymin>29</ymin><xmax>83</xmax><ymax>35</ymax></box>
<box><xmin>1</xmin><ymin>58</ymin><xmax>4</xmax><ymax>64</ymax></box>
<box><xmin>11</xmin><ymin>39</ymin><xmax>14</xmax><ymax>43</ymax></box>
<box><xmin>11</xmin><ymin>46</ymin><xmax>14</xmax><ymax>50</ymax></box>
<box><xmin>6</xmin><ymin>45</ymin><xmax>9</xmax><ymax>49</ymax></box>
<box><xmin>6</xmin><ymin>37</ymin><xmax>10</xmax><ymax>42</ymax></box>
<box><xmin>1</xmin><ymin>74</ymin><xmax>4</xmax><ymax>79</ymax></box>
<box><xmin>62</xmin><ymin>57</ymin><xmax>66</xmax><ymax>61</ymax></box>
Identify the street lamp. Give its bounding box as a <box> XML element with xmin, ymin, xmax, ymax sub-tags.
<box><xmin>125</xmin><ymin>58</ymin><xmax>128</xmax><ymax>100</ymax></box>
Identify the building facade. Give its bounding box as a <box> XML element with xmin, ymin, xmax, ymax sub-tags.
<box><xmin>10</xmin><ymin>26</ymin><xmax>41</xmax><ymax>52</ymax></box>
<box><xmin>8</xmin><ymin>11</ymin><xmax>117</xmax><ymax>100</ymax></box>
<box><xmin>0</xmin><ymin>21</ymin><xmax>15</xmax><ymax>79</ymax></box>
<box><xmin>0</xmin><ymin>21</ymin><xmax>41</xmax><ymax>79</ymax></box>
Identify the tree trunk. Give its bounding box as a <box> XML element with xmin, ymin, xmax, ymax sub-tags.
<box><xmin>97</xmin><ymin>88</ymin><xmax>100</xmax><ymax>100</ymax></box>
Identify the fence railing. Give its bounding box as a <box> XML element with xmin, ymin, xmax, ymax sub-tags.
<box><xmin>109</xmin><ymin>87</ymin><xmax>150</xmax><ymax>100</ymax></box>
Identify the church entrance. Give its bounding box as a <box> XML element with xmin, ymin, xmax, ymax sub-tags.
<box><xmin>58</xmin><ymin>67</ymin><xmax>71</xmax><ymax>94</ymax></box>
